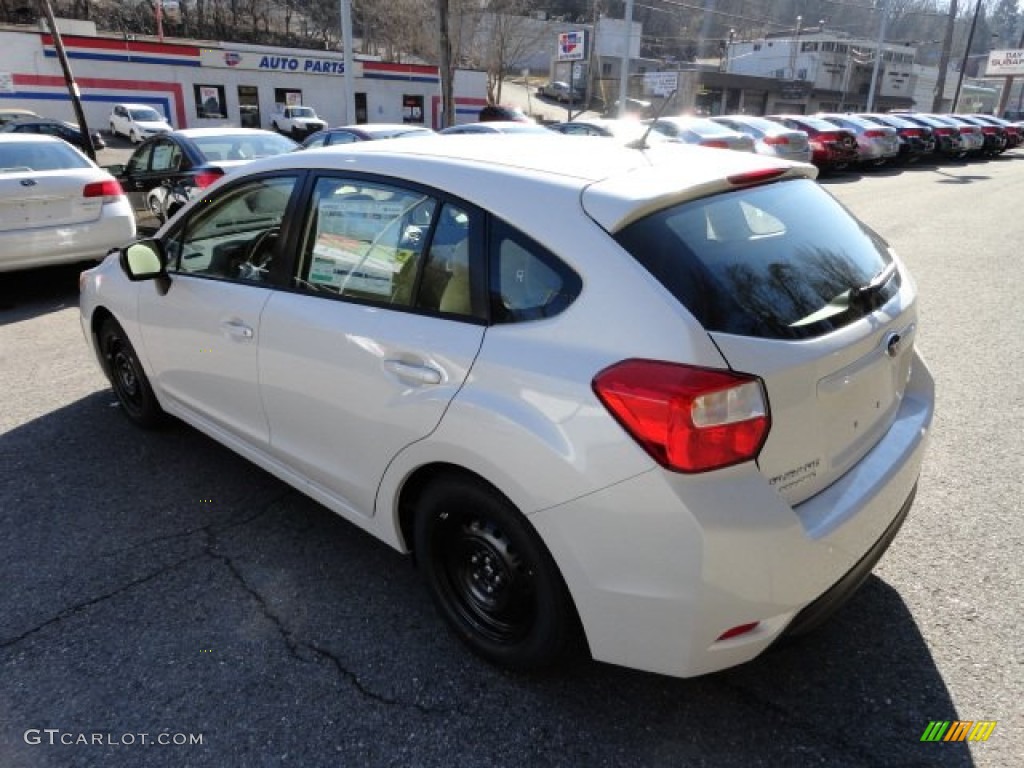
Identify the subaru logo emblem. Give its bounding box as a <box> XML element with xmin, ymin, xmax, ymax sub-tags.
<box><xmin>885</xmin><ymin>332</ymin><xmax>902</xmax><ymax>358</ymax></box>
<box><xmin>20</xmin><ymin>178</ymin><xmax>36</xmax><ymax>187</ymax></box>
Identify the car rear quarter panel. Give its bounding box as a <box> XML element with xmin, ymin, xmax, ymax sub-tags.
<box><xmin>377</xmin><ymin>195</ymin><xmax>734</xmax><ymax>549</ymax></box>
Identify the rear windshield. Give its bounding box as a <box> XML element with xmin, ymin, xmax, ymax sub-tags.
<box><xmin>788</xmin><ymin>116</ymin><xmax>841</xmax><ymax>132</ymax></box>
<box><xmin>615</xmin><ymin>179</ymin><xmax>900</xmax><ymax>340</ymax></box>
<box><xmin>0</xmin><ymin>141</ymin><xmax>91</xmax><ymax>171</ymax></box>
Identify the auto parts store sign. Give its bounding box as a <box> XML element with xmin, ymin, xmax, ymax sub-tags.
<box><xmin>986</xmin><ymin>50</ymin><xmax>1024</xmax><ymax>76</ymax></box>
<box><xmin>200</xmin><ymin>48</ymin><xmax>349</xmax><ymax>75</ymax></box>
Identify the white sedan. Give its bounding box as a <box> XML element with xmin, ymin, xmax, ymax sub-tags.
<box><xmin>108</xmin><ymin>103</ymin><xmax>173</xmax><ymax>144</ymax></box>
<box><xmin>0</xmin><ymin>135</ymin><xmax>135</xmax><ymax>272</ymax></box>
<box><xmin>80</xmin><ymin>136</ymin><xmax>933</xmax><ymax>679</ymax></box>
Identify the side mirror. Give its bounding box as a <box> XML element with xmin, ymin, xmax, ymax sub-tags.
<box><xmin>120</xmin><ymin>239</ymin><xmax>166</xmax><ymax>282</ymax></box>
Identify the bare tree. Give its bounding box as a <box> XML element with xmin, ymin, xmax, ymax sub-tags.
<box><xmin>457</xmin><ymin>0</ymin><xmax>547</xmax><ymax>104</ymax></box>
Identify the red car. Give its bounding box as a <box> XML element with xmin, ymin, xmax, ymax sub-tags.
<box><xmin>764</xmin><ymin>115</ymin><xmax>859</xmax><ymax>173</ymax></box>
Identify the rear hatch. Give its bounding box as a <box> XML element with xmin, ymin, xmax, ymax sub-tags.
<box><xmin>0</xmin><ymin>168</ymin><xmax>106</xmax><ymax>232</ymax></box>
<box><xmin>610</xmin><ymin>177</ymin><xmax>914</xmax><ymax>505</ymax></box>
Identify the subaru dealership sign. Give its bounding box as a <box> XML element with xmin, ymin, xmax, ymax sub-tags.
<box><xmin>985</xmin><ymin>50</ymin><xmax>1024</xmax><ymax>76</ymax></box>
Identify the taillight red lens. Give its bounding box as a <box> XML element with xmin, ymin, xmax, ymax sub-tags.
<box><xmin>592</xmin><ymin>360</ymin><xmax>770</xmax><ymax>473</ymax></box>
<box><xmin>817</xmin><ymin>132</ymin><xmax>839</xmax><ymax>142</ymax></box>
<box><xmin>727</xmin><ymin>168</ymin><xmax>787</xmax><ymax>186</ymax></box>
<box><xmin>716</xmin><ymin>622</ymin><xmax>760</xmax><ymax>641</ymax></box>
<box><xmin>193</xmin><ymin>169</ymin><xmax>225</xmax><ymax>188</ymax></box>
<box><xmin>902</xmin><ymin>128</ymin><xmax>922</xmax><ymax>137</ymax></box>
<box><xmin>83</xmin><ymin>179</ymin><xmax>123</xmax><ymax>198</ymax></box>
<box><xmin>864</xmin><ymin>129</ymin><xmax>887</xmax><ymax>138</ymax></box>
<box><xmin>933</xmin><ymin>127</ymin><xmax>951</xmax><ymax>136</ymax></box>
<box><xmin>701</xmin><ymin>139</ymin><xmax>730</xmax><ymax>149</ymax></box>
<box><xmin>763</xmin><ymin>135</ymin><xmax>790</xmax><ymax>145</ymax></box>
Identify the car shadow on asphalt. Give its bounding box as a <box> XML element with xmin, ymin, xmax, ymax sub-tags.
<box><xmin>0</xmin><ymin>262</ymin><xmax>93</xmax><ymax>326</ymax></box>
<box><xmin>0</xmin><ymin>392</ymin><xmax>975</xmax><ymax>767</ymax></box>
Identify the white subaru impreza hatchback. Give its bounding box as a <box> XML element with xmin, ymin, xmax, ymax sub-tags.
<box><xmin>80</xmin><ymin>136</ymin><xmax>933</xmax><ymax>679</ymax></box>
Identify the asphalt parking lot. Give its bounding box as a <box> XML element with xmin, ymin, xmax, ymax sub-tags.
<box><xmin>1</xmin><ymin>150</ymin><xmax>1021</xmax><ymax>767</ymax></box>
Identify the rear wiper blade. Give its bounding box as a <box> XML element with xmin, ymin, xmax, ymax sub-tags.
<box><xmin>850</xmin><ymin>261</ymin><xmax>897</xmax><ymax>304</ymax></box>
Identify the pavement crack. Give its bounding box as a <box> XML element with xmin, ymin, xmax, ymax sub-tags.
<box><xmin>0</xmin><ymin>553</ymin><xmax>207</xmax><ymax>650</ymax></box>
<box><xmin>208</xmin><ymin>536</ymin><xmax>443</xmax><ymax>716</ymax></box>
<box><xmin>306</xmin><ymin>639</ymin><xmax>442</xmax><ymax>715</ymax></box>
<box><xmin>98</xmin><ymin>488</ymin><xmax>295</xmax><ymax>558</ymax></box>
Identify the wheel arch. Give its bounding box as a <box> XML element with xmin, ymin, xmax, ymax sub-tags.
<box><xmin>90</xmin><ymin>306</ymin><xmax>118</xmax><ymax>378</ymax></box>
<box><xmin>394</xmin><ymin>462</ymin><xmax>509</xmax><ymax>558</ymax></box>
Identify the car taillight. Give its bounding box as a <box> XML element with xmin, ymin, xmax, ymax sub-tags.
<box><xmin>83</xmin><ymin>179</ymin><xmax>124</xmax><ymax>202</ymax></box>
<box><xmin>700</xmin><ymin>139</ymin><xmax>730</xmax><ymax>149</ymax></box>
<box><xmin>979</xmin><ymin>126</ymin><xmax>997</xmax><ymax>134</ymax></box>
<box><xmin>901</xmin><ymin>128</ymin><xmax>922</xmax><ymax>137</ymax></box>
<box><xmin>817</xmin><ymin>132</ymin><xmax>839</xmax><ymax>142</ymax></box>
<box><xmin>864</xmin><ymin>129</ymin><xmax>887</xmax><ymax>138</ymax></box>
<box><xmin>592</xmin><ymin>360</ymin><xmax>770</xmax><ymax>473</ymax></box>
<box><xmin>932</xmin><ymin>127</ymin><xmax>952</xmax><ymax>136</ymax></box>
<box><xmin>193</xmin><ymin>169</ymin><xmax>225</xmax><ymax>188</ymax></box>
<box><xmin>763</xmin><ymin>135</ymin><xmax>790</xmax><ymax>145</ymax></box>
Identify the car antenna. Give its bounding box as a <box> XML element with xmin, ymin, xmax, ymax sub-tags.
<box><xmin>628</xmin><ymin>89</ymin><xmax>678</xmax><ymax>150</ymax></box>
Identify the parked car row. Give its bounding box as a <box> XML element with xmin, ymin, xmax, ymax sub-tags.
<box><xmin>6</xmin><ymin>106</ymin><xmax>1018</xmax><ymax>274</ymax></box>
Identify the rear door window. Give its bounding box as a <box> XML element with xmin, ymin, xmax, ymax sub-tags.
<box><xmin>615</xmin><ymin>179</ymin><xmax>899</xmax><ymax>339</ymax></box>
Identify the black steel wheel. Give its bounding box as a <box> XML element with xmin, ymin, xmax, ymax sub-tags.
<box><xmin>98</xmin><ymin>318</ymin><xmax>166</xmax><ymax>429</ymax></box>
<box><xmin>414</xmin><ymin>474</ymin><xmax>580</xmax><ymax>670</ymax></box>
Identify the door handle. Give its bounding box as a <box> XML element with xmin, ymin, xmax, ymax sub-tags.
<box><xmin>222</xmin><ymin>320</ymin><xmax>254</xmax><ymax>339</ymax></box>
<box><xmin>383</xmin><ymin>359</ymin><xmax>443</xmax><ymax>385</ymax></box>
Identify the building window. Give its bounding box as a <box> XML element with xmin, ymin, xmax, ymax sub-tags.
<box><xmin>774</xmin><ymin>69</ymin><xmax>785</xmax><ymax>79</ymax></box>
<box><xmin>602</xmin><ymin>61</ymin><xmax>612</xmax><ymax>75</ymax></box>
<box><xmin>194</xmin><ymin>85</ymin><xmax>226</xmax><ymax>119</ymax></box>
<box><xmin>403</xmin><ymin>94</ymin><xmax>424</xmax><ymax>124</ymax></box>
<box><xmin>801</xmin><ymin>42</ymin><xmax>818</xmax><ymax>52</ymax></box>
<box><xmin>753</xmin><ymin>43</ymin><xmax>762</xmax><ymax>51</ymax></box>
<box><xmin>837</xmin><ymin>44</ymin><xmax>848</xmax><ymax>53</ymax></box>
<box><xmin>274</xmin><ymin>88</ymin><xmax>303</xmax><ymax>108</ymax></box>
<box><xmin>797</xmin><ymin>68</ymin><xmax>808</xmax><ymax>80</ymax></box>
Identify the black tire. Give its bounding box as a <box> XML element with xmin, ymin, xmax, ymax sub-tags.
<box><xmin>414</xmin><ymin>474</ymin><xmax>580</xmax><ymax>671</ymax></box>
<box><xmin>98</xmin><ymin>318</ymin><xmax>166</xmax><ymax>429</ymax></box>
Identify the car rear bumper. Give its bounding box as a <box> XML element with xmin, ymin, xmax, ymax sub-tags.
<box><xmin>531</xmin><ymin>352</ymin><xmax>933</xmax><ymax>678</ymax></box>
<box><xmin>0</xmin><ymin>204</ymin><xmax>135</xmax><ymax>272</ymax></box>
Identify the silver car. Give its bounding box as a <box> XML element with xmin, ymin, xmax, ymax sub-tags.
<box><xmin>648</xmin><ymin>116</ymin><xmax>756</xmax><ymax>152</ymax></box>
<box><xmin>81</xmin><ymin>136</ymin><xmax>933</xmax><ymax>679</ymax></box>
<box><xmin>0</xmin><ymin>135</ymin><xmax>135</xmax><ymax>272</ymax></box>
<box><xmin>816</xmin><ymin>114</ymin><xmax>899</xmax><ymax>166</ymax></box>
<box><xmin>710</xmin><ymin>115</ymin><xmax>812</xmax><ymax>163</ymax></box>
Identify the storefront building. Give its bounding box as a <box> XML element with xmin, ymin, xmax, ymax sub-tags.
<box><xmin>0</xmin><ymin>21</ymin><xmax>487</xmax><ymax>131</ymax></box>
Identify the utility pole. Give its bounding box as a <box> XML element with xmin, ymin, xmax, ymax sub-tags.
<box><xmin>616</xmin><ymin>0</ymin><xmax>634</xmax><ymax>118</ymax></box>
<box><xmin>866</xmin><ymin>0</ymin><xmax>890</xmax><ymax>112</ymax></box>
<box><xmin>952</xmin><ymin>0</ymin><xmax>983</xmax><ymax>111</ymax></box>
<box><xmin>932</xmin><ymin>0</ymin><xmax>959</xmax><ymax>112</ymax></box>
<box><xmin>340</xmin><ymin>0</ymin><xmax>355</xmax><ymax>124</ymax></box>
<box><xmin>437</xmin><ymin>0</ymin><xmax>455</xmax><ymax>128</ymax></box>
<box><xmin>37</xmin><ymin>0</ymin><xmax>95</xmax><ymax>161</ymax></box>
